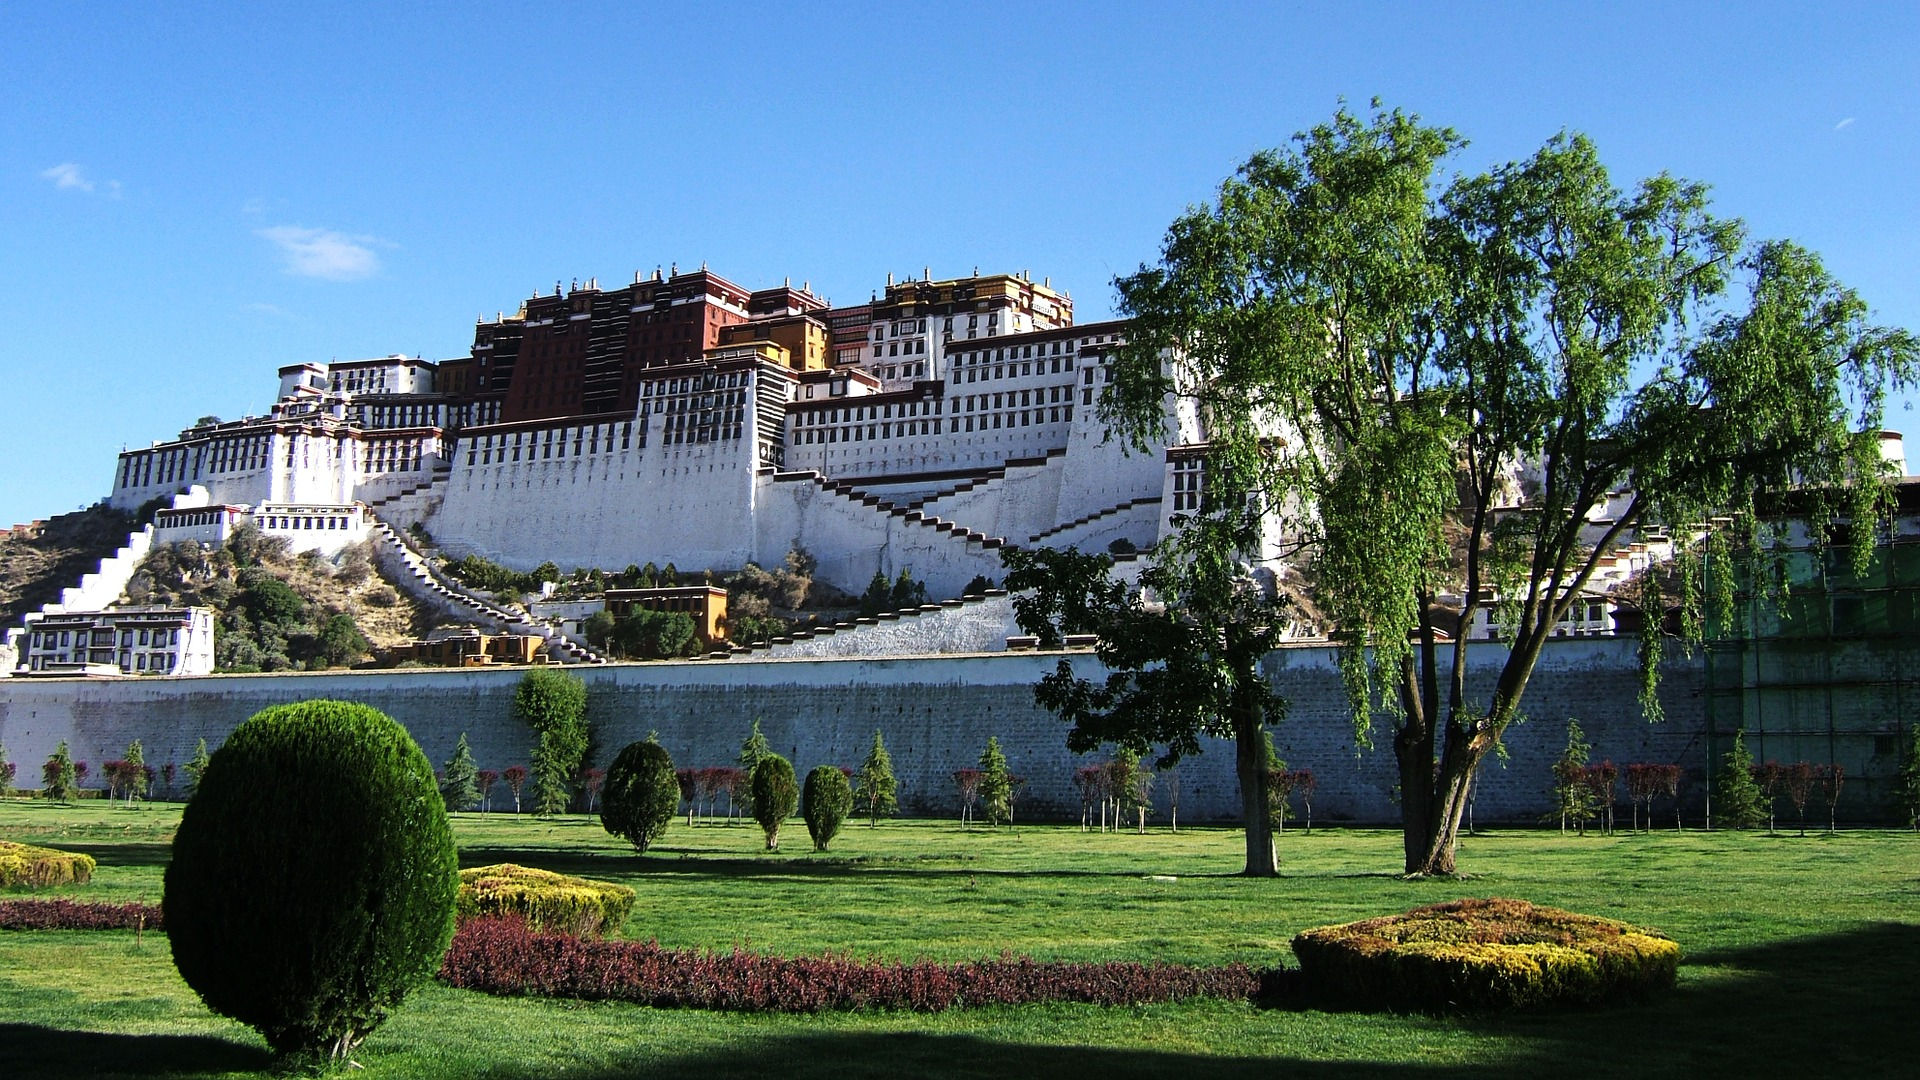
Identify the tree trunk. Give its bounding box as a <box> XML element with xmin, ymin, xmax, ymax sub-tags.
<box><xmin>1235</xmin><ymin>723</ymin><xmax>1277</xmax><ymax>876</ymax></box>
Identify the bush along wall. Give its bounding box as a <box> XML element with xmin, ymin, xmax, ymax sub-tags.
<box><xmin>0</xmin><ymin>899</ymin><xmax>162</xmax><ymax>930</ymax></box>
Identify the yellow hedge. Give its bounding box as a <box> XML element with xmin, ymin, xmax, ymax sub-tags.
<box><xmin>1292</xmin><ymin>897</ymin><xmax>1679</xmax><ymax>1012</ymax></box>
<box><xmin>456</xmin><ymin>863</ymin><xmax>635</xmax><ymax>938</ymax></box>
<box><xmin>0</xmin><ymin>840</ymin><xmax>97</xmax><ymax>889</ymax></box>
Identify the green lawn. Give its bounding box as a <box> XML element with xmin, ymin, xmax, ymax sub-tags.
<box><xmin>2</xmin><ymin>800</ymin><xmax>1916</xmax><ymax>1078</ymax></box>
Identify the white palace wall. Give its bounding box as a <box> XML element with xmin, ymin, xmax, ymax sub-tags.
<box><xmin>0</xmin><ymin>638</ymin><xmax>1709</xmax><ymax>825</ymax></box>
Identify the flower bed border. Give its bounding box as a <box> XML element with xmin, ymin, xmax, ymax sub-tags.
<box><xmin>439</xmin><ymin>916</ymin><xmax>1263</xmax><ymax>1013</ymax></box>
<box><xmin>0</xmin><ymin>899</ymin><xmax>164</xmax><ymax>930</ymax></box>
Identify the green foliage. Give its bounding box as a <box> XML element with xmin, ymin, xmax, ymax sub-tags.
<box><xmin>122</xmin><ymin>739</ymin><xmax>148</xmax><ymax>802</ymax></box>
<box><xmin>1551</xmin><ymin>721</ymin><xmax>1599</xmax><ymax>830</ymax></box>
<box><xmin>441</xmin><ymin>733</ymin><xmax>480</xmax><ymax>812</ymax></box>
<box><xmin>163</xmin><ymin>700</ymin><xmax>458</xmax><ymax>1059</ymax></box>
<box><xmin>183</xmin><ymin>738</ymin><xmax>210</xmax><ymax>800</ymax></box>
<box><xmin>312</xmin><ymin>613</ymin><xmax>370</xmax><ymax>668</ymax></box>
<box><xmin>853</xmin><ymin>730</ymin><xmax>898</xmax><ymax>826</ymax></box>
<box><xmin>749</xmin><ymin>754</ymin><xmax>798</xmax><ymax>851</ymax></box>
<box><xmin>242</xmin><ymin>571</ymin><xmax>307</xmax><ymax>626</ymax></box>
<box><xmin>0</xmin><ymin>839</ymin><xmax>96</xmax><ymax>887</ymax></box>
<box><xmin>443</xmin><ymin>554</ymin><xmax>539</xmax><ymax>596</ymax></box>
<box><xmin>1107</xmin><ymin>101</ymin><xmax>1918</xmax><ymax>876</ymax></box>
<box><xmin>605</xmin><ymin>607</ymin><xmax>699</xmax><ymax>659</ymax></box>
<box><xmin>1897</xmin><ymin>725</ymin><xmax>1920</xmax><ymax>830</ymax></box>
<box><xmin>890</xmin><ymin>568</ymin><xmax>928</xmax><ymax>610</ymax></box>
<box><xmin>977</xmin><ymin>737</ymin><xmax>1013</xmax><ymax>827</ymax></box>
<box><xmin>1716</xmin><ymin>731</ymin><xmax>1766</xmax><ymax>830</ymax></box>
<box><xmin>0</xmin><ymin>742</ymin><xmax>11</xmax><ymax>799</ymax></box>
<box><xmin>1292</xmin><ymin>898</ymin><xmax>1679</xmax><ymax>1012</ymax></box>
<box><xmin>1003</xmin><ymin>544</ymin><xmax>1288</xmax><ymax>873</ymax></box>
<box><xmin>800</xmin><ymin>765</ymin><xmax>852</xmax><ymax>851</ymax></box>
<box><xmin>601</xmin><ymin>739</ymin><xmax>678</xmax><ymax>853</ymax></box>
<box><xmin>515</xmin><ymin>669</ymin><xmax>590</xmax><ymax>816</ymax></box>
<box><xmin>859</xmin><ymin>570</ymin><xmax>892</xmax><ymax>617</ymax></box>
<box><xmin>456</xmin><ymin>863</ymin><xmax>636</xmax><ymax>938</ymax></box>
<box><xmin>963</xmin><ymin>574</ymin><xmax>996</xmax><ymax>596</ymax></box>
<box><xmin>737</xmin><ymin>720</ymin><xmax>771</xmax><ymax>817</ymax></box>
<box><xmin>42</xmin><ymin>742</ymin><xmax>76</xmax><ymax>803</ymax></box>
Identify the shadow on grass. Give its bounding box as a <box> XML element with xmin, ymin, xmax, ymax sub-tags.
<box><xmin>551</xmin><ymin>922</ymin><xmax>1920</xmax><ymax>1080</ymax></box>
<box><xmin>0</xmin><ymin>1024</ymin><xmax>269</xmax><ymax>1079</ymax></box>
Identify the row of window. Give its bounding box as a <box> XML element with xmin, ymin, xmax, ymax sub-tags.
<box><xmin>259</xmin><ymin>514</ymin><xmax>356</xmax><ymax>532</ymax></box>
<box><xmin>792</xmin><ymin>406</ymin><xmax>1073</xmax><ymax>445</ymax></box>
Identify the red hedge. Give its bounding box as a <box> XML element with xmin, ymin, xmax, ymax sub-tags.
<box><xmin>439</xmin><ymin>917</ymin><xmax>1259</xmax><ymax>1012</ymax></box>
<box><xmin>0</xmin><ymin>899</ymin><xmax>165</xmax><ymax>931</ymax></box>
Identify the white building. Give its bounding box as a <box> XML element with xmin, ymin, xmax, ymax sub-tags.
<box><xmin>16</xmin><ymin>607</ymin><xmax>216</xmax><ymax>676</ymax></box>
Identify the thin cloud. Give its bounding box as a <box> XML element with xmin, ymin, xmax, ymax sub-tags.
<box><xmin>1835</xmin><ymin>117</ymin><xmax>1856</xmax><ymax>130</ymax></box>
<box><xmin>42</xmin><ymin>163</ymin><xmax>100</xmax><ymax>192</ymax></box>
<box><xmin>257</xmin><ymin>225</ymin><xmax>386</xmax><ymax>281</ymax></box>
<box><xmin>246</xmin><ymin>301</ymin><xmax>295</xmax><ymax>319</ymax></box>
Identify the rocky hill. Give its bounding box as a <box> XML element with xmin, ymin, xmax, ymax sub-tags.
<box><xmin>0</xmin><ymin>506</ymin><xmax>139</xmax><ymax>628</ymax></box>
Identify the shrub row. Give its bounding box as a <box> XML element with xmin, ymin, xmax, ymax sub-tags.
<box><xmin>0</xmin><ymin>840</ymin><xmax>96</xmax><ymax>888</ymax></box>
<box><xmin>0</xmin><ymin>899</ymin><xmax>164</xmax><ymax>930</ymax></box>
<box><xmin>1291</xmin><ymin>897</ymin><xmax>1679</xmax><ymax>1012</ymax></box>
<box><xmin>439</xmin><ymin>916</ymin><xmax>1260</xmax><ymax>1013</ymax></box>
<box><xmin>456</xmin><ymin>864</ymin><xmax>636</xmax><ymax>938</ymax></box>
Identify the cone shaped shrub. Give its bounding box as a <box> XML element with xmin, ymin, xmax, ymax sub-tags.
<box><xmin>163</xmin><ymin>700</ymin><xmax>458</xmax><ymax>1060</ymax></box>
<box><xmin>751</xmin><ymin>754</ymin><xmax>798</xmax><ymax>850</ymax></box>
<box><xmin>802</xmin><ymin>765</ymin><xmax>852</xmax><ymax>851</ymax></box>
<box><xmin>600</xmin><ymin>739</ymin><xmax>678</xmax><ymax>853</ymax></box>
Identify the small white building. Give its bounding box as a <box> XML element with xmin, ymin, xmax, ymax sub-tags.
<box><xmin>250</xmin><ymin>502</ymin><xmax>372</xmax><ymax>555</ymax></box>
<box><xmin>16</xmin><ymin>607</ymin><xmax>216</xmax><ymax>676</ymax></box>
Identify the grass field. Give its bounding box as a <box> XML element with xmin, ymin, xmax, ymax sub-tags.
<box><xmin>1</xmin><ymin>800</ymin><xmax>1915</xmax><ymax>1078</ymax></box>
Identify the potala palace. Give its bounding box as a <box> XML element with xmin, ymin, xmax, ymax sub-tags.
<box><xmin>104</xmin><ymin>267</ymin><xmax>1200</xmax><ymax>600</ymax></box>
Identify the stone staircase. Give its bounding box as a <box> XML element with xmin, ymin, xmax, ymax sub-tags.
<box><xmin>1028</xmin><ymin>495</ymin><xmax>1163</xmax><ymax>545</ymax></box>
<box><xmin>364</xmin><ymin>514</ymin><xmax>606</xmax><ymax>665</ymax></box>
<box><xmin>772</xmin><ymin>470</ymin><xmax>1012</xmax><ymax>550</ymax></box>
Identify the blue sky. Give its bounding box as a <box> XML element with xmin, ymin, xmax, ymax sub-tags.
<box><xmin>3</xmin><ymin>3</ymin><xmax>1915</xmax><ymax>527</ymax></box>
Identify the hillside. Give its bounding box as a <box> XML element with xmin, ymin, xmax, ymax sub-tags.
<box><xmin>122</xmin><ymin>529</ymin><xmax>451</xmax><ymax>671</ymax></box>
<box><xmin>0</xmin><ymin>506</ymin><xmax>139</xmax><ymax>629</ymax></box>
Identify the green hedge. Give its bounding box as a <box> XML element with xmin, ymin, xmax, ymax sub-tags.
<box><xmin>457</xmin><ymin>863</ymin><xmax>636</xmax><ymax>938</ymax></box>
<box><xmin>0</xmin><ymin>840</ymin><xmax>96</xmax><ymax>888</ymax></box>
<box><xmin>1291</xmin><ymin>897</ymin><xmax>1679</xmax><ymax>1012</ymax></box>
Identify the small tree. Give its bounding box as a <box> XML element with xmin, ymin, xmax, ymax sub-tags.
<box><xmin>601</xmin><ymin>739</ymin><xmax>678</xmax><ymax>854</ymax></box>
<box><xmin>750</xmin><ymin>754</ymin><xmax>798</xmax><ymax>851</ymax></box>
<box><xmin>43</xmin><ymin>742</ymin><xmax>77</xmax><ymax>803</ymax></box>
<box><xmin>476</xmin><ymin>769</ymin><xmax>499</xmax><ymax>813</ymax></box>
<box><xmin>1753</xmin><ymin>760</ymin><xmax>1786</xmax><ymax>835</ymax></box>
<box><xmin>1717</xmin><ymin>732</ymin><xmax>1766</xmax><ymax>830</ymax></box>
<box><xmin>1586</xmin><ymin>761</ymin><xmax>1619</xmax><ymax>836</ymax></box>
<box><xmin>1074</xmin><ymin>765</ymin><xmax>1103</xmax><ymax>830</ymax></box>
<box><xmin>184</xmin><ymin>738</ymin><xmax>211</xmax><ymax>800</ymax></box>
<box><xmin>1816</xmin><ymin>763</ymin><xmax>1845</xmax><ymax>834</ymax></box>
<box><xmin>1</xmin><ymin>743</ymin><xmax>18</xmax><ymax>799</ymax></box>
<box><xmin>1625</xmin><ymin>764</ymin><xmax>1660</xmax><ymax>833</ymax></box>
<box><xmin>1897</xmin><ymin>727</ymin><xmax>1920</xmax><ymax>830</ymax></box>
<box><xmin>160</xmin><ymin>761</ymin><xmax>177</xmax><ymax>800</ymax></box>
<box><xmin>440</xmin><ymin>734</ymin><xmax>480</xmax><ymax>813</ymax></box>
<box><xmin>502</xmin><ymin>765</ymin><xmax>528</xmax><ymax>814</ymax></box>
<box><xmin>978</xmin><ymin>737</ymin><xmax>1012</xmax><ymax>827</ymax></box>
<box><xmin>853</xmin><ymin>730</ymin><xmax>898</xmax><ymax>826</ymax></box>
<box><xmin>1784</xmin><ymin>762</ymin><xmax>1816</xmax><ymax>836</ymax></box>
<box><xmin>1162</xmin><ymin>761</ymin><xmax>1182</xmax><ymax>833</ymax></box>
<box><xmin>1293</xmin><ymin>769</ymin><xmax>1318</xmax><ymax>834</ymax></box>
<box><xmin>738</xmin><ymin>720</ymin><xmax>771</xmax><ymax>818</ymax></box>
<box><xmin>953</xmin><ymin>768</ymin><xmax>982</xmax><ymax>828</ymax></box>
<box><xmin>514</xmin><ymin>668</ymin><xmax>590</xmax><ymax>817</ymax></box>
<box><xmin>1551</xmin><ymin>721</ymin><xmax>1598</xmax><ymax>834</ymax></box>
<box><xmin>1658</xmin><ymin>764</ymin><xmax>1686</xmax><ymax>831</ymax></box>
<box><xmin>124</xmin><ymin>740</ymin><xmax>149</xmax><ymax>803</ymax></box>
<box><xmin>802</xmin><ymin>765</ymin><xmax>853</xmax><ymax>851</ymax></box>
<box><xmin>580</xmin><ymin>767</ymin><xmax>606</xmax><ymax>814</ymax></box>
<box><xmin>860</xmin><ymin>570</ymin><xmax>892</xmax><ymax>616</ymax></box>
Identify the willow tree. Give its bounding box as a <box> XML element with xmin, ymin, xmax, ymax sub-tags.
<box><xmin>1107</xmin><ymin>103</ymin><xmax>1915</xmax><ymax>875</ymax></box>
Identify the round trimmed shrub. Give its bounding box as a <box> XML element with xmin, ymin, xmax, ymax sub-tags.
<box><xmin>456</xmin><ymin>863</ymin><xmax>635</xmax><ymax>937</ymax></box>
<box><xmin>163</xmin><ymin>700</ymin><xmax>457</xmax><ymax>1059</ymax></box>
<box><xmin>600</xmin><ymin>740</ymin><xmax>678</xmax><ymax>853</ymax></box>
<box><xmin>1291</xmin><ymin>897</ymin><xmax>1679</xmax><ymax>1012</ymax></box>
<box><xmin>801</xmin><ymin>765</ymin><xmax>852</xmax><ymax>851</ymax></box>
<box><xmin>750</xmin><ymin>754</ymin><xmax>798</xmax><ymax>850</ymax></box>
